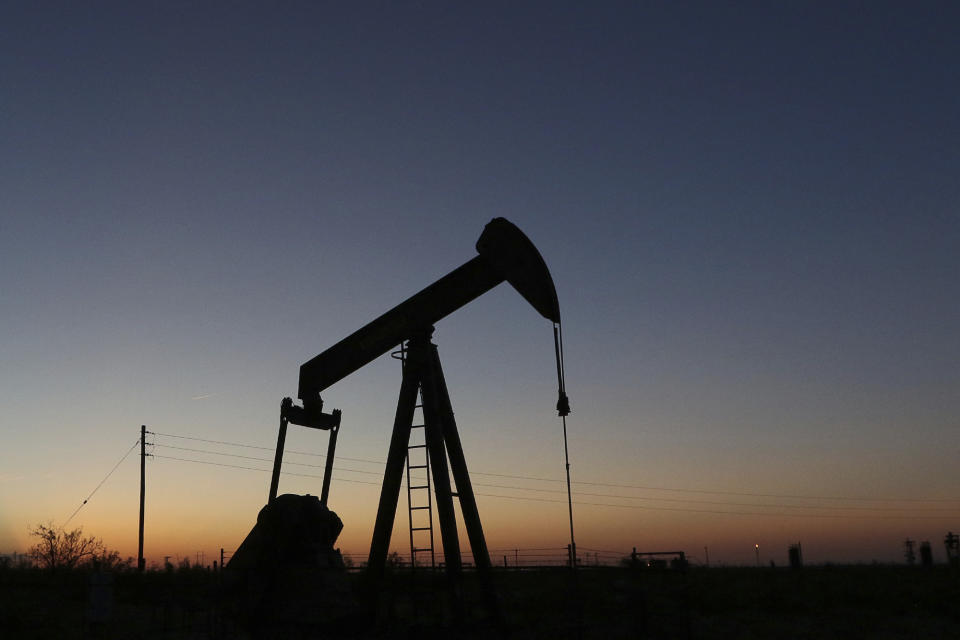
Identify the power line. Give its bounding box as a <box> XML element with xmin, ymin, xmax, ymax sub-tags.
<box><xmin>152</xmin><ymin>454</ymin><xmax>381</xmax><ymax>486</ymax></box>
<box><xmin>152</xmin><ymin>432</ymin><xmax>381</xmax><ymax>465</ymax></box>
<box><xmin>567</xmin><ymin>479</ymin><xmax>960</xmax><ymax>504</ymax></box>
<box><xmin>153</xmin><ymin>432</ymin><xmax>275</xmax><ymax>451</ymax></box>
<box><xmin>63</xmin><ymin>437</ymin><xmax>142</xmax><ymax>527</ymax></box>
<box><xmin>153</xmin><ymin>444</ymin><xmax>950</xmax><ymax>513</ymax></box>
<box><xmin>152</xmin><ymin>454</ymin><xmax>952</xmax><ymax>520</ymax></box>
<box><xmin>152</xmin><ymin>443</ymin><xmax>383</xmax><ymax>476</ymax></box>
<box><xmin>151</xmin><ymin>430</ymin><xmax>960</xmax><ymax>505</ymax></box>
<box><xmin>565</xmin><ymin>490</ymin><xmax>956</xmax><ymax>513</ymax></box>
<box><xmin>473</xmin><ymin>491</ymin><xmax>953</xmax><ymax>520</ymax></box>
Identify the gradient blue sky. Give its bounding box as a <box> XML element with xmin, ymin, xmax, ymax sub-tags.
<box><xmin>1</xmin><ymin>2</ymin><xmax>957</xmax><ymax>566</ymax></box>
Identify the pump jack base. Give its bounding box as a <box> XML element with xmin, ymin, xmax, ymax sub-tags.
<box><xmin>223</xmin><ymin>494</ymin><xmax>359</xmax><ymax>634</ymax></box>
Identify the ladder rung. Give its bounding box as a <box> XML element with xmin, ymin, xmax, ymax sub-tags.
<box><xmin>410</xmin><ymin>485</ymin><xmax>430</xmax><ymax>490</ymax></box>
<box><xmin>411</xmin><ymin>527</ymin><xmax>432</xmax><ymax>531</ymax></box>
<box><xmin>412</xmin><ymin>547</ymin><xmax>432</xmax><ymax>552</ymax></box>
<box><xmin>451</xmin><ymin>492</ymin><xmax>459</xmax><ymax>497</ymax></box>
<box><xmin>410</xmin><ymin>506</ymin><xmax>431</xmax><ymax>510</ymax></box>
<box><xmin>411</xmin><ymin>424</ymin><xmax>425</xmax><ymax>429</ymax></box>
<box><xmin>407</xmin><ymin>444</ymin><xmax>427</xmax><ymax>449</ymax></box>
<box><xmin>408</xmin><ymin>464</ymin><xmax>428</xmax><ymax>469</ymax></box>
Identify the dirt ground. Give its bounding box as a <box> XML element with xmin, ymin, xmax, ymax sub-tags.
<box><xmin>2</xmin><ymin>564</ymin><xmax>958</xmax><ymax>639</ymax></box>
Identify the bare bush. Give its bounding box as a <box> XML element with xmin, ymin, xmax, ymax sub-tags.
<box><xmin>28</xmin><ymin>523</ymin><xmax>107</xmax><ymax>571</ymax></box>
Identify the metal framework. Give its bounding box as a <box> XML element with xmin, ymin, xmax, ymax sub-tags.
<box><xmin>255</xmin><ymin>218</ymin><xmax>566</xmax><ymax>617</ymax></box>
<box><xmin>368</xmin><ymin>329</ymin><xmax>491</xmax><ymax>578</ymax></box>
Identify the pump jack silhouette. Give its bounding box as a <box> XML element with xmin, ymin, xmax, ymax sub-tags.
<box><xmin>259</xmin><ymin>217</ymin><xmax>569</xmax><ymax>615</ymax></box>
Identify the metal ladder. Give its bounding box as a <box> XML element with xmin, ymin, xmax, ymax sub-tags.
<box><xmin>406</xmin><ymin>389</ymin><xmax>436</xmax><ymax>569</ymax></box>
<box><xmin>393</xmin><ymin>344</ymin><xmax>436</xmax><ymax>570</ymax></box>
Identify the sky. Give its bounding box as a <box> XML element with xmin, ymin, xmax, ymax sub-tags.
<box><xmin>1</xmin><ymin>2</ymin><xmax>957</xmax><ymax>567</ymax></box>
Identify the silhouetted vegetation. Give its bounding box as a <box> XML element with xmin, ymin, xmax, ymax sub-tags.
<box><xmin>26</xmin><ymin>523</ymin><xmax>132</xmax><ymax>572</ymax></box>
<box><xmin>1</xmin><ymin>562</ymin><xmax>958</xmax><ymax>638</ymax></box>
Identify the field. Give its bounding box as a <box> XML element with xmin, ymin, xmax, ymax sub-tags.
<box><xmin>2</xmin><ymin>563</ymin><xmax>957</xmax><ymax>639</ymax></box>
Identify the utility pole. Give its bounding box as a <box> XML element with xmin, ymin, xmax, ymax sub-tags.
<box><xmin>138</xmin><ymin>425</ymin><xmax>148</xmax><ymax>572</ymax></box>
<box><xmin>945</xmin><ymin>532</ymin><xmax>959</xmax><ymax>567</ymax></box>
<box><xmin>904</xmin><ymin>538</ymin><xmax>916</xmax><ymax>565</ymax></box>
<box><xmin>704</xmin><ymin>545</ymin><xmax>710</xmax><ymax>567</ymax></box>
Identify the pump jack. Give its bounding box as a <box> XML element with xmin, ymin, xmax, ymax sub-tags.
<box><xmin>268</xmin><ymin>217</ymin><xmax>569</xmax><ymax>594</ymax></box>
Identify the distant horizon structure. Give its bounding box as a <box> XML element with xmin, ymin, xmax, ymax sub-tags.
<box><xmin>904</xmin><ymin>539</ymin><xmax>916</xmax><ymax>566</ymax></box>
<box><xmin>944</xmin><ymin>532</ymin><xmax>959</xmax><ymax>568</ymax></box>
<box><xmin>788</xmin><ymin>542</ymin><xmax>803</xmax><ymax>569</ymax></box>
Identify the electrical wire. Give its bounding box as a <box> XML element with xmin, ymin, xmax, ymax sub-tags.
<box><xmin>63</xmin><ymin>437</ymin><xmax>142</xmax><ymax>527</ymax></box>
<box><xmin>152</xmin><ymin>443</ymin><xmax>950</xmax><ymax>512</ymax></box>
<box><xmin>472</xmin><ymin>491</ymin><xmax>952</xmax><ymax>520</ymax></box>
<box><xmin>151</xmin><ymin>454</ymin><xmax>381</xmax><ymax>486</ymax></box>
<box><xmin>152</xmin><ymin>443</ymin><xmax>383</xmax><ymax>476</ymax></box>
<box><xmin>152</xmin><ymin>431</ymin><xmax>380</xmax><ymax>465</ymax></box>
<box><xmin>564</xmin><ymin>490</ymin><xmax>956</xmax><ymax>513</ymax></box>
<box><xmin>151</xmin><ymin>430</ymin><xmax>958</xmax><ymax>504</ymax></box>
<box><xmin>151</xmin><ymin>453</ymin><xmax>950</xmax><ymax>520</ymax></box>
<box><xmin>566</xmin><ymin>479</ymin><xmax>960</xmax><ymax>503</ymax></box>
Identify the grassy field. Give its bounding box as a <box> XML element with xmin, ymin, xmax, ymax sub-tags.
<box><xmin>2</xmin><ymin>563</ymin><xmax>957</xmax><ymax>638</ymax></box>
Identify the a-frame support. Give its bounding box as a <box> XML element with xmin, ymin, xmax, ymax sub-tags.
<box><xmin>368</xmin><ymin>328</ymin><xmax>492</xmax><ymax>585</ymax></box>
